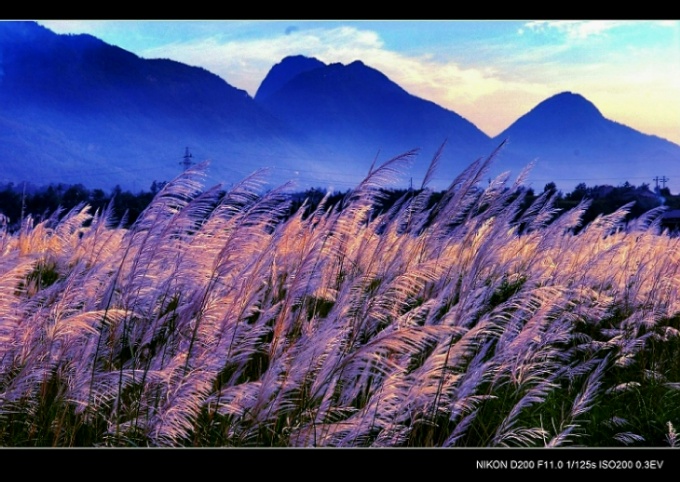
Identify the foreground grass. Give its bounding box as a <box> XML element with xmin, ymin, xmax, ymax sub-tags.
<box><xmin>1</xmin><ymin>151</ymin><xmax>680</xmax><ymax>447</ymax></box>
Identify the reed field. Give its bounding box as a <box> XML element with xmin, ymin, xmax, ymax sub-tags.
<box><xmin>2</xmin><ymin>148</ymin><xmax>680</xmax><ymax>447</ymax></box>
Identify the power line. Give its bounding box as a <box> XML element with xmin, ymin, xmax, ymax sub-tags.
<box><xmin>654</xmin><ymin>175</ymin><xmax>669</xmax><ymax>190</ymax></box>
<box><xmin>180</xmin><ymin>147</ymin><xmax>194</xmax><ymax>171</ymax></box>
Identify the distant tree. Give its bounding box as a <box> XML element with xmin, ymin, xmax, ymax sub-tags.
<box><xmin>0</xmin><ymin>184</ymin><xmax>21</xmax><ymax>225</ymax></box>
<box><xmin>62</xmin><ymin>184</ymin><xmax>89</xmax><ymax>210</ymax></box>
<box><xmin>150</xmin><ymin>180</ymin><xmax>168</xmax><ymax>195</ymax></box>
<box><xmin>567</xmin><ymin>183</ymin><xmax>589</xmax><ymax>202</ymax></box>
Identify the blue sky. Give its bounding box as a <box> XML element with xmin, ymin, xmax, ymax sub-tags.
<box><xmin>39</xmin><ymin>20</ymin><xmax>680</xmax><ymax>145</ymax></box>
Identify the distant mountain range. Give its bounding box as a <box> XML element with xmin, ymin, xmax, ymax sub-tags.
<box><xmin>2</xmin><ymin>21</ymin><xmax>680</xmax><ymax>193</ymax></box>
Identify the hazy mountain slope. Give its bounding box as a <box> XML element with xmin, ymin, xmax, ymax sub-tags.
<box><xmin>492</xmin><ymin>92</ymin><xmax>680</xmax><ymax>192</ymax></box>
<box><xmin>255</xmin><ymin>56</ymin><xmax>495</xmax><ymax>189</ymax></box>
<box><xmin>0</xmin><ymin>21</ymin><xmax>311</xmax><ymax>190</ymax></box>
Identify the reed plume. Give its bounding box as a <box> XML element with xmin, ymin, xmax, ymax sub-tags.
<box><xmin>1</xmin><ymin>146</ymin><xmax>679</xmax><ymax>447</ymax></box>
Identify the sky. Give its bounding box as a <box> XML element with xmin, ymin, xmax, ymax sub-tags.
<box><xmin>37</xmin><ymin>20</ymin><xmax>680</xmax><ymax>146</ymax></box>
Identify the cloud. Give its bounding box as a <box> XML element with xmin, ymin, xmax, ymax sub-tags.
<box><xmin>523</xmin><ymin>20</ymin><xmax>628</xmax><ymax>40</ymax></box>
<box><xmin>36</xmin><ymin>21</ymin><xmax>680</xmax><ymax>144</ymax></box>
<box><xmin>139</xmin><ymin>26</ymin><xmax>385</xmax><ymax>93</ymax></box>
<box><xmin>39</xmin><ymin>20</ymin><xmax>109</xmax><ymax>34</ymax></box>
<box><xmin>138</xmin><ymin>25</ymin><xmax>544</xmax><ymax>136</ymax></box>
<box><xmin>522</xmin><ymin>20</ymin><xmax>679</xmax><ymax>41</ymax></box>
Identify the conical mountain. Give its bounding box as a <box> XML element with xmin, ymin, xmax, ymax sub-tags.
<box><xmin>497</xmin><ymin>92</ymin><xmax>607</xmax><ymax>143</ymax></box>
<box><xmin>492</xmin><ymin>92</ymin><xmax>680</xmax><ymax>192</ymax></box>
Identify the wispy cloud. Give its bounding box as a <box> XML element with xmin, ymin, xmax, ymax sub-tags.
<box><xmin>521</xmin><ymin>20</ymin><xmax>680</xmax><ymax>42</ymax></box>
<box><xmin>138</xmin><ymin>25</ymin><xmax>548</xmax><ymax>136</ymax></box>
<box><xmin>522</xmin><ymin>20</ymin><xmax>630</xmax><ymax>40</ymax></box>
<box><xmin>40</xmin><ymin>20</ymin><xmax>108</xmax><ymax>34</ymax></box>
<box><xmin>34</xmin><ymin>20</ymin><xmax>680</xmax><ymax>144</ymax></box>
<box><xmin>139</xmin><ymin>26</ymin><xmax>386</xmax><ymax>93</ymax></box>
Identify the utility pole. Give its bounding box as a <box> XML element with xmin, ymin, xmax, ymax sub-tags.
<box><xmin>180</xmin><ymin>147</ymin><xmax>194</xmax><ymax>171</ymax></box>
<box><xmin>20</xmin><ymin>182</ymin><xmax>26</xmax><ymax>223</ymax></box>
<box><xmin>654</xmin><ymin>175</ymin><xmax>669</xmax><ymax>191</ymax></box>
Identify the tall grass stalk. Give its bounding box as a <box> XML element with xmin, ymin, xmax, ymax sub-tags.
<box><xmin>2</xmin><ymin>148</ymin><xmax>680</xmax><ymax>446</ymax></box>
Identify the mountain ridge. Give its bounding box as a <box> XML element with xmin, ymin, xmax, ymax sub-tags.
<box><xmin>1</xmin><ymin>22</ymin><xmax>679</xmax><ymax>193</ymax></box>
<box><xmin>254</xmin><ymin>54</ymin><xmax>495</xmax><ymax>188</ymax></box>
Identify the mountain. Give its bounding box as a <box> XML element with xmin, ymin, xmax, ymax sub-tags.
<box><xmin>255</xmin><ymin>55</ymin><xmax>494</xmax><ymax>189</ymax></box>
<box><xmin>492</xmin><ymin>92</ymin><xmax>680</xmax><ymax>192</ymax></box>
<box><xmin>254</xmin><ymin>55</ymin><xmax>326</xmax><ymax>102</ymax></box>
<box><xmin>0</xmin><ymin>21</ymin><xmax>312</xmax><ymax>190</ymax></box>
<box><xmin>2</xmin><ymin>22</ymin><xmax>680</xmax><ymax>195</ymax></box>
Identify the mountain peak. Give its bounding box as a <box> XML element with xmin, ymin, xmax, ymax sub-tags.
<box><xmin>254</xmin><ymin>55</ymin><xmax>326</xmax><ymax>101</ymax></box>
<box><xmin>490</xmin><ymin>90</ymin><xmax>680</xmax><ymax>193</ymax></box>
<box><xmin>533</xmin><ymin>91</ymin><xmax>604</xmax><ymax>120</ymax></box>
<box><xmin>494</xmin><ymin>91</ymin><xmax>606</xmax><ymax>144</ymax></box>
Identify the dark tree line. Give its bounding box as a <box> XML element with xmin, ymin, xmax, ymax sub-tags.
<box><xmin>541</xmin><ymin>181</ymin><xmax>680</xmax><ymax>231</ymax></box>
<box><xmin>1</xmin><ymin>179</ymin><xmax>679</xmax><ymax>233</ymax></box>
<box><xmin>0</xmin><ymin>181</ymin><xmax>166</xmax><ymax>230</ymax></box>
